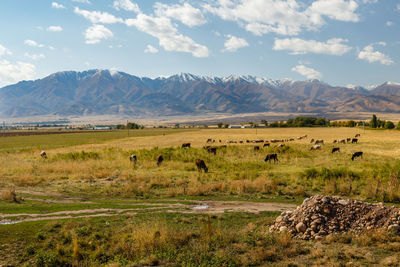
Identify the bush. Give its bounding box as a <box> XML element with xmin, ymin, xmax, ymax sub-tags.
<box><xmin>55</xmin><ymin>151</ymin><xmax>100</xmax><ymax>160</ymax></box>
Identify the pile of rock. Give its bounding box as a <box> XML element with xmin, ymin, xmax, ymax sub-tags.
<box><xmin>270</xmin><ymin>195</ymin><xmax>400</xmax><ymax>240</ymax></box>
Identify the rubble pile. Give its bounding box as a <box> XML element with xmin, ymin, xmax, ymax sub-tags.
<box><xmin>271</xmin><ymin>195</ymin><xmax>400</xmax><ymax>240</ymax></box>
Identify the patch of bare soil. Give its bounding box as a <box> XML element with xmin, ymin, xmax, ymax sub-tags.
<box><xmin>0</xmin><ymin>200</ymin><xmax>296</xmax><ymax>224</ymax></box>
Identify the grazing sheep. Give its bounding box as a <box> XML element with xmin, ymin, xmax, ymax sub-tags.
<box><xmin>129</xmin><ymin>154</ymin><xmax>137</xmax><ymax>163</ymax></box>
<box><xmin>310</xmin><ymin>138</ymin><xmax>315</xmax><ymax>143</ymax></box>
<box><xmin>355</xmin><ymin>134</ymin><xmax>361</xmax><ymax>138</ymax></box>
<box><xmin>315</xmin><ymin>139</ymin><xmax>324</xmax><ymax>145</ymax></box>
<box><xmin>331</xmin><ymin>147</ymin><xmax>340</xmax><ymax>153</ymax></box>
<box><xmin>195</xmin><ymin>159</ymin><xmax>208</xmax><ymax>173</ymax></box>
<box><xmin>40</xmin><ymin>151</ymin><xmax>47</xmax><ymax>159</ymax></box>
<box><xmin>206</xmin><ymin>138</ymin><xmax>212</xmax><ymax>143</ymax></box>
<box><xmin>310</xmin><ymin>145</ymin><xmax>322</xmax><ymax>150</ymax></box>
<box><xmin>157</xmin><ymin>154</ymin><xmax>164</xmax><ymax>166</ymax></box>
<box><xmin>346</xmin><ymin>138</ymin><xmax>351</xmax><ymax>143</ymax></box>
<box><xmin>338</xmin><ymin>139</ymin><xmax>346</xmax><ymax>144</ymax></box>
<box><xmin>254</xmin><ymin>146</ymin><xmax>260</xmax><ymax>151</ymax></box>
<box><xmin>182</xmin><ymin>143</ymin><xmax>191</xmax><ymax>148</ymax></box>
<box><xmin>207</xmin><ymin>147</ymin><xmax>217</xmax><ymax>155</ymax></box>
<box><xmin>277</xmin><ymin>144</ymin><xmax>285</xmax><ymax>148</ymax></box>
<box><xmin>264</xmin><ymin>153</ymin><xmax>278</xmax><ymax>163</ymax></box>
<box><xmin>352</xmin><ymin>138</ymin><xmax>358</xmax><ymax>144</ymax></box>
<box><xmin>263</xmin><ymin>143</ymin><xmax>270</xmax><ymax>147</ymax></box>
<box><xmin>351</xmin><ymin>151</ymin><xmax>363</xmax><ymax>161</ymax></box>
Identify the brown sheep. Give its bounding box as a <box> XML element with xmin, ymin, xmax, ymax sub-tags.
<box><xmin>351</xmin><ymin>151</ymin><xmax>363</xmax><ymax>161</ymax></box>
<box><xmin>195</xmin><ymin>159</ymin><xmax>208</xmax><ymax>173</ymax></box>
<box><xmin>264</xmin><ymin>153</ymin><xmax>278</xmax><ymax>163</ymax></box>
<box><xmin>157</xmin><ymin>154</ymin><xmax>164</xmax><ymax>166</ymax></box>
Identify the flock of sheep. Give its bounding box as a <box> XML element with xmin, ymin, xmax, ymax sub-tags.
<box><xmin>39</xmin><ymin>133</ymin><xmax>364</xmax><ymax>174</ymax></box>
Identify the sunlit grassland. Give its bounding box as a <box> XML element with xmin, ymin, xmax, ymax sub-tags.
<box><xmin>2</xmin><ymin>127</ymin><xmax>400</xmax><ymax>202</ymax></box>
<box><xmin>0</xmin><ymin>128</ymin><xmax>188</xmax><ymax>153</ymax></box>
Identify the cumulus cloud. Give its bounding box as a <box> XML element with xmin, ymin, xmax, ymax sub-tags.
<box><xmin>292</xmin><ymin>64</ymin><xmax>322</xmax><ymax>80</ymax></box>
<box><xmin>307</xmin><ymin>0</ymin><xmax>359</xmax><ymax>23</ymax></box>
<box><xmin>0</xmin><ymin>44</ymin><xmax>12</xmax><ymax>56</ymax></box>
<box><xmin>113</xmin><ymin>0</ymin><xmax>140</xmax><ymax>13</ymax></box>
<box><xmin>85</xmin><ymin>24</ymin><xmax>113</xmax><ymax>44</ymax></box>
<box><xmin>47</xmin><ymin>26</ymin><xmax>63</xmax><ymax>32</ymax></box>
<box><xmin>74</xmin><ymin>7</ymin><xmax>123</xmax><ymax>24</ymax></box>
<box><xmin>397</xmin><ymin>3</ymin><xmax>400</xmax><ymax>10</ymax></box>
<box><xmin>0</xmin><ymin>60</ymin><xmax>36</xmax><ymax>86</ymax></box>
<box><xmin>144</xmin><ymin>45</ymin><xmax>159</xmax><ymax>53</ymax></box>
<box><xmin>24</xmin><ymin>39</ymin><xmax>45</xmax><ymax>48</ymax></box>
<box><xmin>126</xmin><ymin>14</ymin><xmax>209</xmax><ymax>57</ymax></box>
<box><xmin>203</xmin><ymin>0</ymin><xmax>360</xmax><ymax>36</ymax></box>
<box><xmin>362</xmin><ymin>0</ymin><xmax>378</xmax><ymax>3</ymax></box>
<box><xmin>223</xmin><ymin>35</ymin><xmax>249</xmax><ymax>52</ymax></box>
<box><xmin>52</xmin><ymin>2</ymin><xmax>65</xmax><ymax>9</ymax></box>
<box><xmin>386</xmin><ymin>21</ymin><xmax>393</xmax><ymax>26</ymax></box>
<box><xmin>358</xmin><ymin>44</ymin><xmax>394</xmax><ymax>65</ymax></box>
<box><xmin>155</xmin><ymin>2</ymin><xmax>206</xmax><ymax>27</ymax></box>
<box><xmin>24</xmin><ymin>53</ymin><xmax>45</xmax><ymax>60</ymax></box>
<box><xmin>273</xmin><ymin>38</ymin><xmax>351</xmax><ymax>55</ymax></box>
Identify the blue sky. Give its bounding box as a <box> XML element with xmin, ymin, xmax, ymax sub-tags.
<box><xmin>0</xmin><ymin>0</ymin><xmax>399</xmax><ymax>87</ymax></box>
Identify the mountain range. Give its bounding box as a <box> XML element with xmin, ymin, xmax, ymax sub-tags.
<box><xmin>1</xmin><ymin>69</ymin><xmax>400</xmax><ymax>118</ymax></box>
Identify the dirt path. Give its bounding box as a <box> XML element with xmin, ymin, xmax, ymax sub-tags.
<box><xmin>0</xmin><ymin>200</ymin><xmax>296</xmax><ymax>224</ymax></box>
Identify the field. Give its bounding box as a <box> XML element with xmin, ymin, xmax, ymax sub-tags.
<box><xmin>2</xmin><ymin>127</ymin><xmax>400</xmax><ymax>266</ymax></box>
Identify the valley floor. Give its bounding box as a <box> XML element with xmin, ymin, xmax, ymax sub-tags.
<box><xmin>2</xmin><ymin>127</ymin><xmax>400</xmax><ymax>266</ymax></box>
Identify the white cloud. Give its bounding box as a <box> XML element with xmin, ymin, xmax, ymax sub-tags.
<box><xmin>24</xmin><ymin>53</ymin><xmax>45</xmax><ymax>60</ymax></box>
<box><xmin>24</xmin><ymin>39</ymin><xmax>45</xmax><ymax>48</ymax></box>
<box><xmin>0</xmin><ymin>60</ymin><xmax>36</xmax><ymax>86</ymax></box>
<box><xmin>386</xmin><ymin>21</ymin><xmax>393</xmax><ymax>26</ymax></box>
<box><xmin>144</xmin><ymin>45</ymin><xmax>159</xmax><ymax>53</ymax></box>
<box><xmin>204</xmin><ymin>0</ymin><xmax>360</xmax><ymax>36</ymax></box>
<box><xmin>223</xmin><ymin>35</ymin><xmax>249</xmax><ymax>52</ymax></box>
<box><xmin>126</xmin><ymin>14</ymin><xmax>209</xmax><ymax>58</ymax></box>
<box><xmin>113</xmin><ymin>0</ymin><xmax>140</xmax><ymax>13</ymax></box>
<box><xmin>358</xmin><ymin>44</ymin><xmax>394</xmax><ymax>65</ymax></box>
<box><xmin>74</xmin><ymin>7</ymin><xmax>123</xmax><ymax>24</ymax></box>
<box><xmin>0</xmin><ymin>45</ymin><xmax>12</xmax><ymax>56</ymax></box>
<box><xmin>273</xmin><ymin>38</ymin><xmax>351</xmax><ymax>55</ymax></box>
<box><xmin>307</xmin><ymin>0</ymin><xmax>359</xmax><ymax>22</ymax></box>
<box><xmin>47</xmin><ymin>26</ymin><xmax>63</xmax><ymax>32</ymax></box>
<box><xmin>84</xmin><ymin>24</ymin><xmax>113</xmax><ymax>44</ymax></box>
<box><xmin>52</xmin><ymin>2</ymin><xmax>65</xmax><ymax>9</ymax></box>
<box><xmin>397</xmin><ymin>4</ymin><xmax>400</xmax><ymax>10</ymax></box>
<box><xmin>72</xmin><ymin>0</ymin><xmax>91</xmax><ymax>3</ymax></box>
<box><xmin>292</xmin><ymin>64</ymin><xmax>322</xmax><ymax>80</ymax></box>
<box><xmin>155</xmin><ymin>2</ymin><xmax>207</xmax><ymax>27</ymax></box>
<box><xmin>362</xmin><ymin>0</ymin><xmax>378</xmax><ymax>3</ymax></box>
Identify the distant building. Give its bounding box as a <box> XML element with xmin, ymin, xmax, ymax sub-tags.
<box><xmin>93</xmin><ymin>126</ymin><xmax>111</xmax><ymax>130</ymax></box>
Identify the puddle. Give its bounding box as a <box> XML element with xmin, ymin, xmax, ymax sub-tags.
<box><xmin>0</xmin><ymin>220</ymin><xmax>21</xmax><ymax>225</ymax></box>
<box><xmin>192</xmin><ymin>204</ymin><xmax>209</xmax><ymax>210</ymax></box>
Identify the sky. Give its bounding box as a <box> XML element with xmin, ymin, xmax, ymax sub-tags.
<box><xmin>0</xmin><ymin>0</ymin><xmax>399</xmax><ymax>87</ymax></box>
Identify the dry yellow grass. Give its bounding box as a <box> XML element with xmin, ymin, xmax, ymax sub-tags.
<box><xmin>2</xmin><ymin>127</ymin><xmax>400</xmax><ymax>201</ymax></box>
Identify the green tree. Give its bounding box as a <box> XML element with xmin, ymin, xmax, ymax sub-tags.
<box><xmin>223</xmin><ymin>124</ymin><xmax>229</xmax><ymax>128</ymax></box>
<box><xmin>261</xmin><ymin>120</ymin><xmax>268</xmax><ymax>127</ymax></box>
<box><xmin>384</xmin><ymin>121</ymin><xmax>395</xmax><ymax>129</ymax></box>
<box><xmin>370</xmin><ymin>114</ymin><xmax>378</xmax><ymax>128</ymax></box>
<box><xmin>217</xmin><ymin>122</ymin><xmax>223</xmax><ymax>128</ymax></box>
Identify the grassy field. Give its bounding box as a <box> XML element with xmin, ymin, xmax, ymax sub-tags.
<box><xmin>2</xmin><ymin>127</ymin><xmax>400</xmax><ymax>266</ymax></box>
<box><xmin>0</xmin><ymin>129</ymin><xmax>187</xmax><ymax>153</ymax></box>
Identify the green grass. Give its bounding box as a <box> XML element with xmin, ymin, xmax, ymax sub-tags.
<box><xmin>2</xmin><ymin>211</ymin><xmax>400</xmax><ymax>266</ymax></box>
<box><xmin>0</xmin><ymin>129</ymin><xmax>189</xmax><ymax>153</ymax></box>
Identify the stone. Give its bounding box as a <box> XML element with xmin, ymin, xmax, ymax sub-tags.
<box><xmin>296</xmin><ymin>222</ymin><xmax>307</xmax><ymax>233</ymax></box>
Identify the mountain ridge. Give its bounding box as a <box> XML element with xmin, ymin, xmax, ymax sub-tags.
<box><xmin>1</xmin><ymin>69</ymin><xmax>400</xmax><ymax>118</ymax></box>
